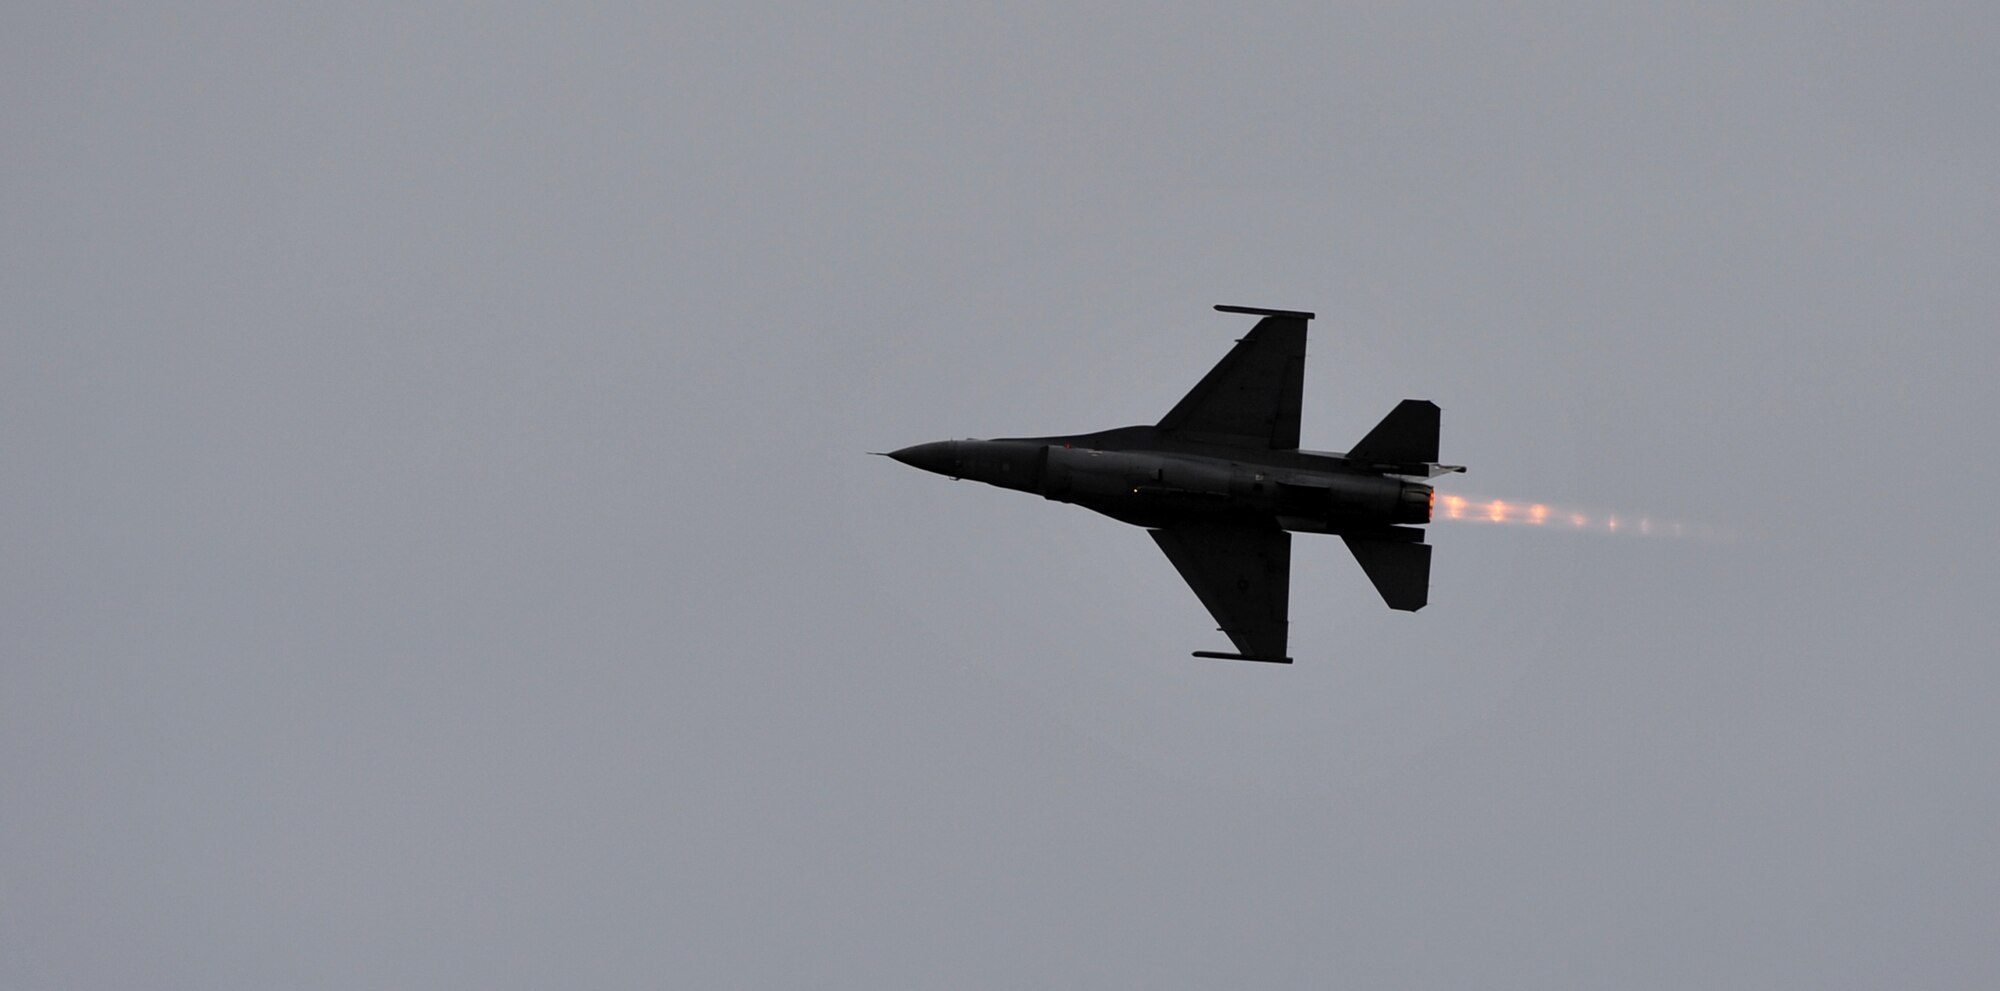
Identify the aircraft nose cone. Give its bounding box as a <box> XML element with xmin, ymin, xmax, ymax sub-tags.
<box><xmin>888</xmin><ymin>441</ymin><xmax>958</xmax><ymax>477</ymax></box>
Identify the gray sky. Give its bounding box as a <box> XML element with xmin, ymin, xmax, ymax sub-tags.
<box><xmin>7</xmin><ymin>4</ymin><xmax>1998</xmax><ymax>988</ymax></box>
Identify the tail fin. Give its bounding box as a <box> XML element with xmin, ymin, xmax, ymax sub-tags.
<box><xmin>1347</xmin><ymin>400</ymin><xmax>1440</xmax><ymax>467</ymax></box>
<box><xmin>1343</xmin><ymin>536</ymin><xmax>1431</xmax><ymax>611</ymax></box>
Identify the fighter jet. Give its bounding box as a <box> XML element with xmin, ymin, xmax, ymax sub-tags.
<box><xmin>885</xmin><ymin>305</ymin><xmax>1463</xmax><ymax>664</ymax></box>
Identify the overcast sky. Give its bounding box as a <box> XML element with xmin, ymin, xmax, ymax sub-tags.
<box><xmin>7</xmin><ymin>4</ymin><xmax>1998</xmax><ymax>988</ymax></box>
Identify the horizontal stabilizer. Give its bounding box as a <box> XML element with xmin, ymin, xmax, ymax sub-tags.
<box><xmin>1348</xmin><ymin>399</ymin><xmax>1440</xmax><ymax>466</ymax></box>
<box><xmin>1343</xmin><ymin>536</ymin><xmax>1431</xmax><ymax>611</ymax></box>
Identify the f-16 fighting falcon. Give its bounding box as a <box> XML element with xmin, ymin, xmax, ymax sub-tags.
<box><xmin>883</xmin><ymin>305</ymin><xmax>1464</xmax><ymax>664</ymax></box>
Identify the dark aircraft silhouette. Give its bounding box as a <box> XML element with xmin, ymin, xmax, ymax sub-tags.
<box><xmin>885</xmin><ymin>305</ymin><xmax>1463</xmax><ymax>664</ymax></box>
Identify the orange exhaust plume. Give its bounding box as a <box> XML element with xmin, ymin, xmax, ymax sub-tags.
<box><xmin>1430</xmin><ymin>491</ymin><xmax>1714</xmax><ymax>539</ymax></box>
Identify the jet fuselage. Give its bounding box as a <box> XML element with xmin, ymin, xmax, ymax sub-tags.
<box><xmin>890</xmin><ymin>428</ymin><xmax>1433</xmax><ymax>535</ymax></box>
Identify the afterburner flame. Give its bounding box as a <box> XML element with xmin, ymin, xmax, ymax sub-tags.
<box><xmin>1431</xmin><ymin>492</ymin><xmax>1716</xmax><ymax>539</ymax></box>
